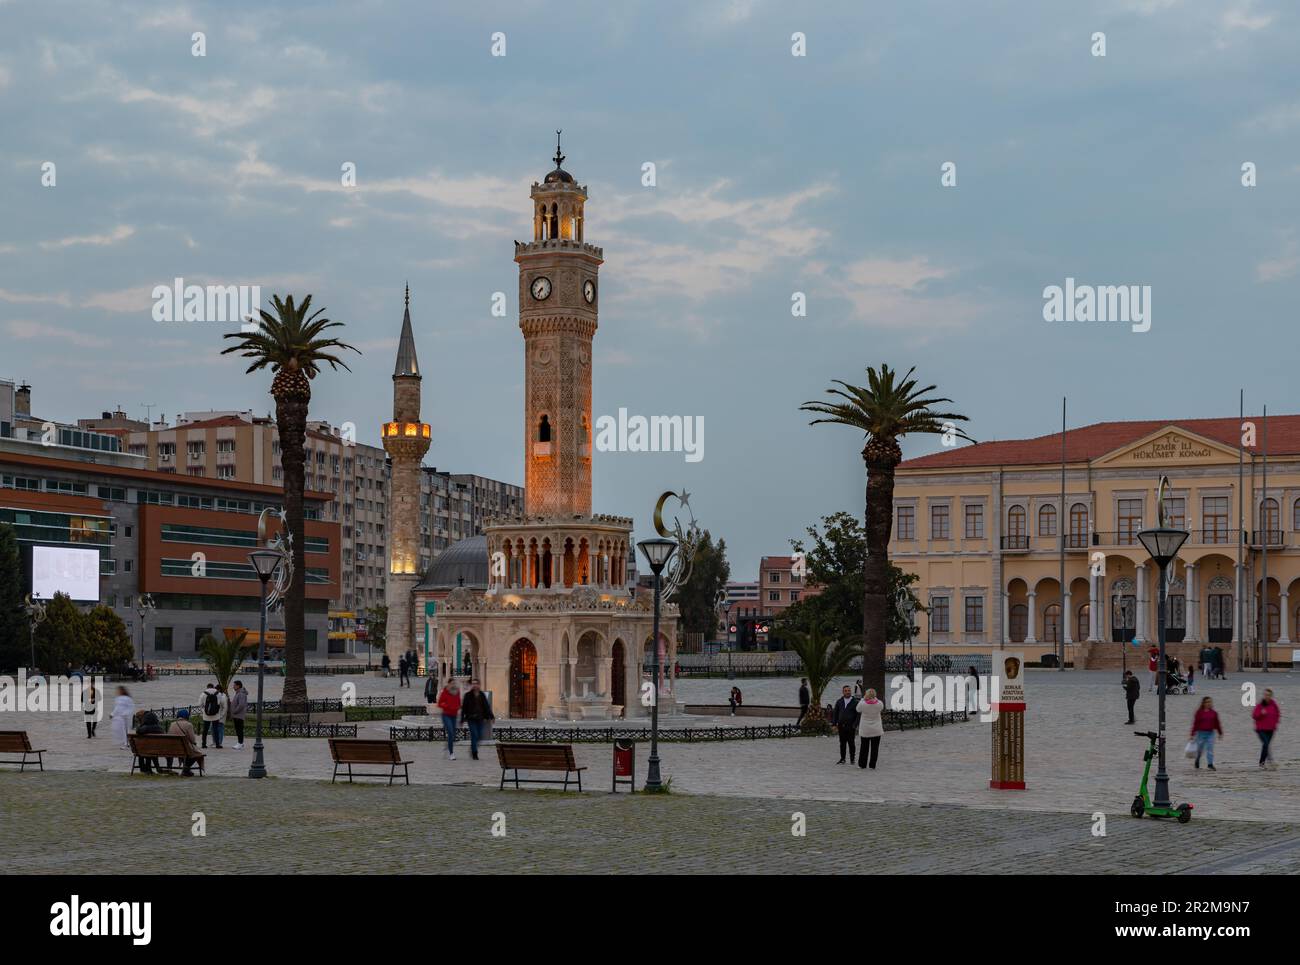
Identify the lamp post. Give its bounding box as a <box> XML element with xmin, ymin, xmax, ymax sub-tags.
<box><xmin>24</xmin><ymin>596</ymin><xmax>46</xmax><ymax>673</ymax></box>
<box><xmin>638</xmin><ymin>536</ymin><xmax>677</xmax><ymax>792</ymax></box>
<box><xmin>1136</xmin><ymin>524</ymin><xmax>1189</xmax><ymax>812</ymax></box>
<box><xmin>135</xmin><ymin>593</ymin><xmax>155</xmax><ymax>668</ymax></box>
<box><xmin>247</xmin><ymin>548</ymin><xmax>282</xmax><ymax>779</ymax></box>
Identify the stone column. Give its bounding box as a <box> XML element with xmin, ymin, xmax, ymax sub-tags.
<box><xmin>1026</xmin><ymin>591</ymin><xmax>1037</xmax><ymax>644</ymax></box>
<box><xmin>1001</xmin><ymin>591</ymin><xmax>1010</xmax><ymax>647</ymax></box>
<box><xmin>1136</xmin><ymin>563</ymin><xmax>1147</xmax><ymax>642</ymax></box>
<box><xmin>567</xmin><ymin>657</ymin><xmax>578</xmax><ymax>699</ymax></box>
<box><xmin>1280</xmin><ymin>592</ymin><xmax>1291</xmax><ymax>645</ymax></box>
<box><xmin>1063</xmin><ymin>590</ymin><xmax>1073</xmax><ymax>645</ymax></box>
<box><xmin>1232</xmin><ymin>563</ymin><xmax>1243</xmax><ymax>644</ymax></box>
<box><xmin>1185</xmin><ymin>563</ymin><xmax>1198</xmax><ymax>642</ymax></box>
<box><xmin>597</xmin><ymin>656</ymin><xmax>611</xmax><ymax>696</ymax></box>
<box><xmin>1088</xmin><ymin>571</ymin><xmax>1101</xmax><ymax>642</ymax></box>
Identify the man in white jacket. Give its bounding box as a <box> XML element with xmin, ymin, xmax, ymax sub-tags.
<box><xmin>199</xmin><ymin>683</ymin><xmax>228</xmax><ymax>749</ymax></box>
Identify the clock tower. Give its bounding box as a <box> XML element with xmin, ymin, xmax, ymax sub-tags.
<box><xmin>514</xmin><ymin>133</ymin><xmax>602</xmax><ymax>518</ymax></box>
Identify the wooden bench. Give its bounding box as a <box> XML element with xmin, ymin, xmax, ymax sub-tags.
<box><xmin>496</xmin><ymin>742</ymin><xmax>586</xmax><ymax>791</ymax></box>
<box><xmin>0</xmin><ymin>731</ymin><xmax>46</xmax><ymax>771</ymax></box>
<box><xmin>128</xmin><ymin>733</ymin><xmax>205</xmax><ymax>775</ymax></box>
<box><xmin>328</xmin><ymin>738</ymin><xmax>411</xmax><ymax>785</ymax></box>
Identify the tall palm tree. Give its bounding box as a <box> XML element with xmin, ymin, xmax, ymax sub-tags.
<box><xmin>801</xmin><ymin>364</ymin><xmax>970</xmax><ymax>695</ymax></box>
<box><xmin>222</xmin><ymin>294</ymin><xmax>358</xmax><ymax>710</ymax></box>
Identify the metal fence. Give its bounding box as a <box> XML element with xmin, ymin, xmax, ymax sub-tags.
<box><xmin>139</xmin><ymin>695</ymin><xmax>395</xmax><ymax>720</ymax></box>
<box><xmin>390</xmin><ymin>724</ymin><xmax>804</xmax><ymax>743</ymax></box>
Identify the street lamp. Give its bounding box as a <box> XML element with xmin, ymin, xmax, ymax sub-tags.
<box><xmin>1136</xmin><ymin>524</ymin><xmax>1189</xmax><ymax>812</ymax></box>
<box><xmin>24</xmin><ymin>596</ymin><xmax>46</xmax><ymax>673</ymax></box>
<box><xmin>638</xmin><ymin>536</ymin><xmax>677</xmax><ymax>792</ymax></box>
<box><xmin>135</xmin><ymin>593</ymin><xmax>155</xmax><ymax>669</ymax></box>
<box><xmin>247</xmin><ymin>548</ymin><xmax>282</xmax><ymax>779</ymax></box>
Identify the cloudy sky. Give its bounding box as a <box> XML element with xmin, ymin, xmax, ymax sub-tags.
<box><xmin>2</xmin><ymin>0</ymin><xmax>1298</xmax><ymax>575</ymax></box>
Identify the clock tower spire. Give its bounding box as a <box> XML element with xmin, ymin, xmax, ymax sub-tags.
<box><xmin>515</xmin><ymin>137</ymin><xmax>602</xmax><ymax>517</ymax></box>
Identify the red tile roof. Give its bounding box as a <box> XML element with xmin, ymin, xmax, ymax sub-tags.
<box><xmin>899</xmin><ymin>416</ymin><xmax>1300</xmax><ymax>470</ymax></box>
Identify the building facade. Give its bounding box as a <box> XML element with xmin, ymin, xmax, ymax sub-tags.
<box><xmin>893</xmin><ymin>417</ymin><xmax>1300</xmax><ymax>667</ymax></box>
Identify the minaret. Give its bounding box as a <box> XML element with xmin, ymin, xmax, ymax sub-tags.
<box><xmin>515</xmin><ymin>132</ymin><xmax>603</xmax><ymax>518</ymax></box>
<box><xmin>382</xmin><ymin>285</ymin><xmax>430</xmax><ymax>666</ymax></box>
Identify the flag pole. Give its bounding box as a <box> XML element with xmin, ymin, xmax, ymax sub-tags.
<box><xmin>1059</xmin><ymin>397</ymin><xmax>1066</xmax><ymax>671</ymax></box>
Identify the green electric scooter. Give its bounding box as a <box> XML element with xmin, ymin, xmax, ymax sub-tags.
<box><xmin>1131</xmin><ymin>731</ymin><xmax>1193</xmax><ymax>823</ymax></box>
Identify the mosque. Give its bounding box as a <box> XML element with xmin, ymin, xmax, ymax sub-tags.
<box><xmin>382</xmin><ymin>140</ymin><xmax>679</xmax><ymax>720</ymax></box>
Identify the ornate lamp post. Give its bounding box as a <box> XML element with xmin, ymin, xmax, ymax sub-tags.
<box><xmin>24</xmin><ymin>595</ymin><xmax>46</xmax><ymax>672</ymax></box>
<box><xmin>638</xmin><ymin>536</ymin><xmax>677</xmax><ymax>792</ymax></box>
<box><xmin>1137</xmin><ymin>479</ymin><xmax>1189</xmax><ymax>813</ymax></box>
<box><xmin>134</xmin><ymin>593</ymin><xmax>155</xmax><ymax>668</ymax></box>
<box><xmin>247</xmin><ymin>548</ymin><xmax>282</xmax><ymax>779</ymax></box>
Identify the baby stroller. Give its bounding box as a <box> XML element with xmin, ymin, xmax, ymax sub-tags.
<box><xmin>1162</xmin><ymin>667</ymin><xmax>1189</xmax><ymax>694</ymax></box>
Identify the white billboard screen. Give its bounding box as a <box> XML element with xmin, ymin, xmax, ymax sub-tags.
<box><xmin>32</xmin><ymin>545</ymin><xmax>101</xmax><ymax>602</ymax></box>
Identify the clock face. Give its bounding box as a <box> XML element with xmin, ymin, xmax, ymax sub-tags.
<box><xmin>531</xmin><ymin>276</ymin><xmax>552</xmax><ymax>300</ymax></box>
<box><xmin>583</xmin><ymin>279</ymin><xmax>596</xmax><ymax>304</ymax></box>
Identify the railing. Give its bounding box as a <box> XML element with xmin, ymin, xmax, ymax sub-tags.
<box><xmin>139</xmin><ymin>696</ymin><xmax>395</xmax><ymax>719</ymax></box>
<box><xmin>391</xmin><ymin>724</ymin><xmax>803</xmax><ymax>743</ymax></box>
<box><xmin>1250</xmin><ymin>530</ymin><xmax>1285</xmax><ymax>547</ymax></box>
<box><xmin>1001</xmin><ymin>535</ymin><xmax>1029</xmax><ymax>550</ymax></box>
<box><xmin>1191</xmin><ymin>528</ymin><xmax>1243</xmax><ymax>546</ymax></box>
<box><xmin>1065</xmin><ymin>533</ymin><xmax>1089</xmax><ymax>549</ymax></box>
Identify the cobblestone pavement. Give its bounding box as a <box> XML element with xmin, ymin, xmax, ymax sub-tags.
<box><xmin>7</xmin><ymin>669</ymin><xmax>1298</xmax><ymax>824</ymax></box>
<box><xmin>2</xmin><ymin>771</ymin><xmax>1299</xmax><ymax>874</ymax></box>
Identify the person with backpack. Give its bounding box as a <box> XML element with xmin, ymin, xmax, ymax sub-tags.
<box><xmin>1253</xmin><ymin>689</ymin><xmax>1281</xmax><ymax>770</ymax></box>
<box><xmin>229</xmin><ymin>680</ymin><xmax>248</xmax><ymax>749</ymax></box>
<box><xmin>461</xmin><ymin>679</ymin><xmax>495</xmax><ymax>760</ymax></box>
<box><xmin>200</xmin><ymin>682</ymin><xmax>227</xmax><ymax>749</ymax></box>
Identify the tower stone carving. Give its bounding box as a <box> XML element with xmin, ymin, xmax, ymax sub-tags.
<box><xmin>382</xmin><ymin>286</ymin><xmax>430</xmax><ymax>665</ymax></box>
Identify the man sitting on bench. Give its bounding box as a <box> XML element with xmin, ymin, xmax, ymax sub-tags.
<box><xmin>135</xmin><ymin>711</ymin><xmax>166</xmax><ymax>773</ymax></box>
<box><xmin>168</xmin><ymin>709</ymin><xmax>204</xmax><ymax>777</ymax></box>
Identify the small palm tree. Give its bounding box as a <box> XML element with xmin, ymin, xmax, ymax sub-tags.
<box><xmin>782</xmin><ymin>623</ymin><xmax>861</xmax><ymax>732</ymax></box>
<box><xmin>199</xmin><ymin>631</ymin><xmax>248</xmax><ymax>697</ymax></box>
<box><xmin>801</xmin><ymin>364</ymin><xmax>970</xmax><ymax>695</ymax></box>
<box><xmin>222</xmin><ymin>294</ymin><xmax>359</xmax><ymax>710</ymax></box>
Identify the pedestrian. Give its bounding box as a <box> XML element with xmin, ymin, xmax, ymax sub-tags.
<box><xmin>1213</xmin><ymin>646</ymin><xmax>1226</xmax><ymax>679</ymax></box>
<box><xmin>461</xmin><ymin>678</ymin><xmax>495</xmax><ymax>761</ymax></box>
<box><xmin>832</xmin><ymin>685</ymin><xmax>858</xmax><ymax>764</ymax></box>
<box><xmin>1190</xmin><ymin>696</ymin><xmax>1223</xmax><ymax>770</ymax></box>
<box><xmin>135</xmin><ymin>710</ymin><xmax>165</xmax><ymax>774</ymax></box>
<box><xmin>199</xmin><ymin>682</ymin><xmax>227</xmax><ymax>749</ymax></box>
<box><xmin>1122</xmin><ymin>670</ymin><xmax>1140</xmax><ymax>724</ymax></box>
<box><xmin>398</xmin><ymin>653</ymin><xmax>408</xmax><ymax>687</ymax></box>
<box><xmin>110</xmin><ymin>686</ymin><xmax>134</xmax><ymax>749</ymax></box>
<box><xmin>229</xmin><ymin>680</ymin><xmax>248</xmax><ymax>749</ymax></box>
<box><xmin>854</xmin><ymin>679</ymin><xmax>863</xmax><ymax>697</ymax></box>
<box><xmin>437</xmin><ymin>679</ymin><xmax>462</xmax><ymax>760</ymax></box>
<box><xmin>1252</xmin><ymin>688</ymin><xmax>1281</xmax><ymax>770</ymax></box>
<box><xmin>381</xmin><ymin>652</ymin><xmax>391</xmax><ymax>678</ymax></box>
<box><xmin>967</xmin><ymin>665</ymin><xmax>980</xmax><ymax>713</ymax></box>
<box><xmin>796</xmin><ymin>678</ymin><xmax>810</xmax><ymax>726</ymax></box>
<box><xmin>728</xmin><ymin>686</ymin><xmax>742</xmax><ymax>716</ymax></box>
<box><xmin>82</xmin><ymin>682</ymin><xmax>98</xmax><ymax>738</ymax></box>
<box><xmin>1187</xmin><ymin>662</ymin><xmax>1195</xmax><ymax>694</ymax></box>
<box><xmin>1147</xmin><ymin>645</ymin><xmax>1160</xmax><ymax>692</ymax></box>
<box><xmin>167</xmin><ymin>708</ymin><xmax>204</xmax><ymax>777</ymax></box>
<box><xmin>424</xmin><ymin>672</ymin><xmax>439</xmax><ymax>715</ymax></box>
<box><xmin>856</xmin><ymin>688</ymin><xmax>884</xmax><ymax>770</ymax></box>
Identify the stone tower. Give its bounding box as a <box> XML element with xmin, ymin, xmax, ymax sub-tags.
<box><xmin>382</xmin><ymin>286</ymin><xmax>430</xmax><ymax>665</ymax></box>
<box><xmin>515</xmin><ymin>133</ymin><xmax>603</xmax><ymax>517</ymax></box>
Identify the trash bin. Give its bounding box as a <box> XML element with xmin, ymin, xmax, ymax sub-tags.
<box><xmin>1040</xmin><ymin>653</ymin><xmax>1059</xmax><ymax>668</ymax></box>
<box><xmin>612</xmin><ymin>739</ymin><xmax>636</xmax><ymax>793</ymax></box>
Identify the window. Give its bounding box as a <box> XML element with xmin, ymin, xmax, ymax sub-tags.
<box><xmin>154</xmin><ymin>627</ymin><xmax>173</xmax><ymax>652</ymax></box>
<box><xmin>305</xmin><ymin>629</ymin><xmax>319</xmax><ymax>652</ymax></box>
<box><xmin>930</xmin><ymin>503</ymin><xmax>950</xmax><ymax>540</ymax></box>
<box><xmin>124</xmin><ymin>559</ymin><xmax>132</xmax><ymax>573</ymax></box>
<box><xmin>194</xmin><ymin>627</ymin><xmax>211</xmax><ymax>650</ymax></box>
<box><xmin>1038</xmin><ymin>505</ymin><xmax>1056</xmax><ymax>537</ymax></box>
<box><xmin>217</xmin><ymin>465</ymin><xmax>235</xmax><ymax>480</ymax></box>
<box><xmin>1203</xmin><ymin>496</ymin><xmax>1229</xmax><ymax>543</ymax></box>
<box><xmin>769</xmin><ymin>570</ymin><xmax>781</xmax><ymax>583</ymax></box>
<box><xmin>789</xmin><ymin>590</ymin><xmax>800</xmax><ymax>602</ymax></box>
<box><xmin>1260</xmin><ymin>498</ymin><xmax>1279</xmax><ymax>538</ymax></box>
<box><xmin>1010</xmin><ymin>605</ymin><xmax>1028</xmax><ymax>642</ymax></box>
<box><xmin>1076</xmin><ymin>604</ymin><xmax>1090</xmax><ymax>642</ymax></box>
<box><xmin>1043</xmin><ymin>604</ymin><xmax>1060</xmax><ymax>643</ymax></box>
<box><xmin>964</xmin><ymin>597</ymin><xmax>984</xmax><ymax>633</ymax></box>
<box><xmin>896</xmin><ymin>505</ymin><xmax>915</xmax><ymax>540</ymax></box>
<box><xmin>964</xmin><ymin>504</ymin><xmax>984</xmax><ymax>539</ymax></box>
<box><xmin>124</xmin><ymin>526</ymin><xmax>133</xmax><ymax>538</ymax></box>
<box><xmin>1164</xmin><ymin>497</ymin><xmax>1185</xmax><ymax>531</ymax></box>
<box><xmin>768</xmin><ymin>590</ymin><xmax>780</xmax><ymax>602</ymax></box>
<box><xmin>931</xmin><ymin>596</ymin><xmax>950</xmax><ymax>632</ymax></box>
<box><xmin>1117</xmin><ymin>498</ymin><xmax>1143</xmax><ymax>545</ymax></box>
<box><xmin>1006</xmin><ymin>506</ymin><xmax>1027</xmax><ymax>549</ymax></box>
<box><xmin>1069</xmin><ymin>503</ymin><xmax>1089</xmax><ymax>548</ymax></box>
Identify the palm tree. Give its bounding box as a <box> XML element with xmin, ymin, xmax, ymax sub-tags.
<box><xmin>198</xmin><ymin>631</ymin><xmax>248</xmax><ymax>695</ymax></box>
<box><xmin>801</xmin><ymin>364</ymin><xmax>970</xmax><ymax>695</ymax></box>
<box><xmin>222</xmin><ymin>294</ymin><xmax>358</xmax><ymax>710</ymax></box>
<box><xmin>781</xmin><ymin>622</ymin><xmax>861</xmax><ymax>730</ymax></box>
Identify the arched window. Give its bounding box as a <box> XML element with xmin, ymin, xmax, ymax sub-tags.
<box><xmin>1039</xmin><ymin>505</ymin><xmax>1057</xmax><ymax>537</ymax></box>
<box><xmin>1043</xmin><ymin>604</ymin><xmax>1061</xmax><ymax>644</ymax></box>
<box><xmin>1260</xmin><ymin>498</ymin><xmax>1279</xmax><ymax>538</ymax></box>
<box><xmin>1293</xmin><ymin>499</ymin><xmax>1300</xmax><ymax>533</ymax></box>
<box><xmin>1009</xmin><ymin>604</ymin><xmax>1028</xmax><ymax>642</ymax></box>
<box><xmin>1076</xmin><ymin>603</ymin><xmax>1090</xmax><ymax>642</ymax></box>
<box><xmin>1008</xmin><ymin>506</ymin><xmax>1025</xmax><ymax>536</ymax></box>
<box><xmin>549</xmin><ymin>203</ymin><xmax>558</xmax><ymax>240</ymax></box>
<box><xmin>538</xmin><ymin>415</ymin><xmax>551</xmax><ymax>442</ymax></box>
<box><xmin>1069</xmin><ymin>503</ymin><xmax>1089</xmax><ymax>548</ymax></box>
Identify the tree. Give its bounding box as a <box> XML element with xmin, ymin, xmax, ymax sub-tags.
<box><xmin>33</xmin><ymin>593</ymin><xmax>84</xmax><ymax>673</ymax></box>
<box><xmin>668</xmin><ymin>530</ymin><xmax>730</xmax><ymax>637</ymax></box>
<box><xmin>0</xmin><ymin>525</ymin><xmax>27</xmax><ymax>671</ymax></box>
<box><xmin>782</xmin><ymin>622</ymin><xmax>860</xmax><ymax>733</ymax></box>
<box><xmin>365</xmin><ymin>604</ymin><xmax>388</xmax><ymax>653</ymax></box>
<box><xmin>83</xmin><ymin>605</ymin><xmax>133</xmax><ymax>670</ymax></box>
<box><xmin>780</xmin><ymin>511</ymin><xmax>924</xmax><ymax>646</ymax></box>
<box><xmin>801</xmin><ymin>365</ymin><xmax>969</xmax><ymax>694</ymax></box>
<box><xmin>222</xmin><ymin>294</ymin><xmax>359</xmax><ymax>710</ymax></box>
<box><xmin>199</xmin><ymin>631</ymin><xmax>248</xmax><ymax>696</ymax></box>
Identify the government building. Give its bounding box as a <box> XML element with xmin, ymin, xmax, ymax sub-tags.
<box><xmin>892</xmin><ymin>417</ymin><xmax>1300</xmax><ymax>668</ymax></box>
<box><xmin>383</xmin><ymin>141</ymin><xmax>676</xmax><ymax>719</ymax></box>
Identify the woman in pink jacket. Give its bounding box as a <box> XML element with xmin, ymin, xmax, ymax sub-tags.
<box><xmin>1189</xmin><ymin>697</ymin><xmax>1222</xmax><ymax>770</ymax></box>
<box><xmin>1252</xmin><ymin>689</ymin><xmax>1281</xmax><ymax>770</ymax></box>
